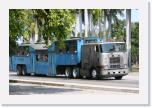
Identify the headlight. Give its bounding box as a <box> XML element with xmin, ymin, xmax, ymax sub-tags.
<box><xmin>120</xmin><ymin>64</ymin><xmax>127</xmax><ymax>68</ymax></box>
<box><xmin>124</xmin><ymin>64</ymin><xmax>128</xmax><ymax>68</ymax></box>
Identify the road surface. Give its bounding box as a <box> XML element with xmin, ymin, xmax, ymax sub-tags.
<box><xmin>9</xmin><ymin>72</ymin><xmax>138</xmax><ymax>88</ymax></box>
<box><xmin>9</xmin><ymin>82</ymin><xmax>136</xmax><ymax>95</ymax></box>
<box><xmin>9</xmin><ymin>71</ymin><xmax>139</xmax><ymax>95</ymax></box>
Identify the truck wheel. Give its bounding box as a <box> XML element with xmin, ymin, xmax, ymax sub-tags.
<box><xmin>115</xmin><ymin>76</ymin><xmax>123</xmax><ymax>80</ymax></box>
<box><xmin>72</xmin><ymin>68</ymin><xmax>80</xmax><ymax>78</ymax></box>
<box><xmin>17</xmin><ymin>66</ymin><xmax>22</xmax><ymax>76</ymax></box>
<box><xmin>65</xmin><ymin>67</ymin><xmax>72</xmax><ymax>78</ymax></box>
<box><xmin>91</xmin><ymin>69</ymin><xmax>97</xmax><ymax>79</ymax></box>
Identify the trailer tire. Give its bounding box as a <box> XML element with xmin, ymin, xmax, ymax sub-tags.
<box><xmin>65</xmin><ymin>67</ymin><xmax>72</xmax><ymax>78</ymax></box>
<box><xmin>115</xmin><ymin>76</ymin><xmax>123</xmax><ymax>80</ymax></box>
<box><xmin>22</xmin><ymin>66</ymin><xmax>26</xmax><ymax>76</ymax></box>
<box><xmin>72</xmin><ymin>68</ymin><xmax>80</xmax><ymax>78</ymax></box>
<box><xmin>22</xmin><ymin>66</ymin><xmax>30</xmax><ymax>76</ymax></box>
<box><xmin>17</xmin><ymin>66</ymin><xmax>22</xmax><ymax>76</ymax></box>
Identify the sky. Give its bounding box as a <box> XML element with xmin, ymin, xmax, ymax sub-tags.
<box><xmin>118</xmin><ymin>9</ymin><xmax>139</xmax><ymax>22</ymax></box>
<box><xmin>131</xmin><ymin>9</ymin><xmax>139</xmax><ymax>22</ymax></box>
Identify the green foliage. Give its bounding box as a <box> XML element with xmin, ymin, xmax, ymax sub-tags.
<box><xmin>112</xmin><ymin>20</ymin><xmax>126</xmax><ymax>40</ymax></box>
<box><xmin>32</xmin><ymin>9</ymin><xmax>76</xmax><ymax>46</ymax></box>
<box><xmin>103</xmin><ymin>9</ymin><xmax>124</xmax><ymax>39</ymax></box>
<box><xmin>131</xmin><ymin>22</ymin><xmax>139</xmax><ymax>64</ymax></box>
<box><xmin>9</xmin><ymin>9</ymin><xmax>27</xmax><ymax>40</ymax></box>
<box><xmin>9</xmin><ymin>9</ymin><xmax>76</xmax><ymax>53</ymax></box>
<box><xmin>9</xmin><ymin>37</ymin><xmax>18</xmax><ymax>56</ymax></box>
<box><xmin>90</xmin><ymin>9</ymin><xmax>103</xmax><ymax>25</ymax></box>
<box><xmin>112</xmin><ymin>21</ymin><xmax>139</xmax><ymax>65</ymax></box>
<box><xmin>9</xmin><ymin>9</ymin><xmax>30</xmax><ymax>55</ymax></box>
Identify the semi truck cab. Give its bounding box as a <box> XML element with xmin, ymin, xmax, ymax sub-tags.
<box><xmin>81</xmin><ymin>42</ymin><xmax>128</xmax><ymax>80</ymax></box>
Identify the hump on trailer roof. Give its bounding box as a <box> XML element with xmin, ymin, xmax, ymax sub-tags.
<box><xmin>19</xmin><ymin>43</ymin><xmax>48</xmax><ymax>50</ymax></box>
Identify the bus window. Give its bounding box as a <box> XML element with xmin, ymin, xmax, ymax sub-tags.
<box><xmin>68</xmin><ymin>40</ymin><xmax>77</xmax><ymax>53</ymax></box>
<box><xmin>43</xmin><ymin>55</ymin><xmax>48</xmax><ymax>62</ymax></box>
<box><xmin>18</xmin><ymin>46</ymin><xmax>29</xmax><ymax>56</ymax></box>
<box><xmin>69</xmin><ymin>45</ymin><xmax>77</xmax><ymax>53</ymax></box>
<box><xmin>36</xmin><ymin>54</ymin><xmax>48</xmax><ymax>62</ymax></box>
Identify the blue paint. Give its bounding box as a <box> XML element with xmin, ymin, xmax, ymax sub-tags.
<box><xmin>10</xmin><ymin>37</ymin><xmax>101</xmax><ymax>76</ymax></box>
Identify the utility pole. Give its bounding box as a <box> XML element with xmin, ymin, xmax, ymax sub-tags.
<box><xmin>126</xmin><ymin>9</ymin><xmax>131</xmax><ymax>71</ymax></box>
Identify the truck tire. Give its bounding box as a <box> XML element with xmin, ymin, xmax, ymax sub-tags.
<box><xmin>17</xmin><ymin>66</ymin><xmax>22</xmax><ymax>76</ymax></box>
<box><xmin>115</xmin><ymin>76</ymin><xmax>123</xmax><ymax>80</ymax></box>
<box><xmin>91</xmin><ymin>68</ymin><xmax>98</xmax><ymax>79</ymax></box>
<box><xmin>72</xmin><ymin>68</ymin><xmax>80</xmax><ymax>78</ymax></box>
<box><xmin>65</xmin><ymin>67</ymin><xmax>72</xmax><ymax>78</ymax></box>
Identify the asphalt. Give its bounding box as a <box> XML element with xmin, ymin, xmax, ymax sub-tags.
<box><xmin>9</xmin><ymin>72</ymin><xmax>139</xmax><ymax>94</ymax></box>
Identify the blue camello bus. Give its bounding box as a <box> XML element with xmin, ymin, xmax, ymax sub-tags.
<box><xmin>10</xmin><ymin>37</ymin><xmax>128</xmax><ymax>79</ymax></box>
<box><xmin>10</xmin><ymin>37</ymin><xmax>100</xmax><ymax>77</ymax></box>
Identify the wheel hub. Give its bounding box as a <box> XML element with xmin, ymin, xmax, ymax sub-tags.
<box><xmin>92</xmin><ymin>70</ymin><xmax>97</xmax><ymax>78</ymax></box>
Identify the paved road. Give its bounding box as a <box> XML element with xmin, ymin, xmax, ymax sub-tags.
<box><xmin>9</xmin><ymin>71</ymin><xmax>139</xmax><ymax>88</ymax></box>
<box><xmin>9</xmin><ymin>82</ymin><xmax>135</xmax><ymax>95</ymax></box>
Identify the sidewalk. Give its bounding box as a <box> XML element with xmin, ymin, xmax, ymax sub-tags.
<box><xmin>128</xmin><ymin>71</ymin><xmax>139</xmax><ymax>76</ymax></box>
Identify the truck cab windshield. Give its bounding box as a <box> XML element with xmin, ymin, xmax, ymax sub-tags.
<box><xmin>100</xmin><ymin>43</ymin><xmax>126</xmax><ymax>53</ymax></box>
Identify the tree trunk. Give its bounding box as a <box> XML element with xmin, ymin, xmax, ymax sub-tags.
<box><xmin>98</xmin><ymin>10</ymin><xmax>103</xmax><ymax>38</ymax></box>
<box><xmin>88</xmin><ymin>11</ymin><xmax>92</xmax><ymax>36</ymax></box>
<box><xmin>108</xmin><ymin>14</ymin><xmax>112</xmax><ymax>40</ymax></box>
<box><xmin>79</xmin><ymin>10</ymin><xmax>82</xmax><ymax>37</ymax></box>
<box><xmin>84</xmin><ymin>9</ymin><xmax>88</xmax><ymax>37</ymax></box>
<box><xmin>126</xmin><ymin>9</ymin><xmax>131</xmax><ymax>70</ymax></box>
<box><xmin>31</xmin><ymin>32</ymin><xmax>35</xmax><ymax>44</ymax></box>
<box><xmin>75</xmin><ymin>13</ymin><xmax>79</xmax><ymax>37</ymax></box>
<box><xmin>103</xmin><ymin>11</ymin><xmax>107</xmax><ymax>42</ymax></box>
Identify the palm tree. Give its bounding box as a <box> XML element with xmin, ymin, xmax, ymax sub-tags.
<box><xmin>88</xmin><ymin>9</ymin><xmax>103</xmax><ymax>37</ymax></box>
<box><xmin>79</xmin><ymin>9</ymin><xmax>83</xmax><ymax>37</ymax></box>
<box><xmin>74</xmin><ymin>9</ymin><xmax>83</xmax><ymax>37</ymax></box>
<box><xmin>84</xmin><ymin>9</ymin><xmax>89</xmax><ymax>37</ymax></box>
<box><xmin>103</xmin><ymin>9</ymin><xmax>124</xmax><ymax>41</ymax></box>
<box><xmin>126</xmin><ymin>9</ymin><xmax>131</xmax><ymax>70</ymax></box>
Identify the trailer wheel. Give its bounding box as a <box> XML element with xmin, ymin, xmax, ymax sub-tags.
<box><xmin>22</xmin><ymin>66</ymin><xmax>30</xmax><ymax>76</ymax></box>
<box><xmin>72</xmin><ymin>68</ymin><xmax>80</xmax><ymax>78</ymax></box>
<box><xmin>65</xmin><ymin>67</ymin><xmax>72</xmax><ymax>78</ymax></box>
<box><xmin>115</xmin><ymin>76</ymin><xmax>123</xmax><ymax>80</ymax></box>
<box><xmin>91</xmin><ymin>68</ymin><xmax>98</xmax><ymax>79</ymax></box>
<box><xmin>22</xmin><ymin>66</ymin><xmax>26</xmax><ymax>76</ymax></box>
<box><xmin>17</xmin><ymin>66</ymin><xmax>22</xmax><ymax>76</ymax></box>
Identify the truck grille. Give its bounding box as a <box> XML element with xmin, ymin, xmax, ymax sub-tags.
<box><xmin>110</xmin><ymin>57</ymin><xmax>120</xmax><ymax>69</ymax></box>
<box><xmin>110</xmin><ymin>64</ymin><xmax>120</xmax><ymax>69</ymax></box>
<box><xmin>110</xmin><ymin>57</ymin><xmax>120</xmax><ymax>64</ymax></box>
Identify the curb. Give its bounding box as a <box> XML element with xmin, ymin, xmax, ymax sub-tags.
<box><xmin>9</xmin><ymin>79</ymin><xmax>139</xmax><ymax>93</ymax></box>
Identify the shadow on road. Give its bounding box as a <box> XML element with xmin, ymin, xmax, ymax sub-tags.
<box><xmin>9</xmin><ymin>84</ymin><xmax>82</xmax><ymax>95</ymax></box>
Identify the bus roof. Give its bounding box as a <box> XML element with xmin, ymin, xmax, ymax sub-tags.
<box><xmin>66</xmin><ymin>37</ymin><xmax>100</xmax><ymax>41</ymax></box>
<box><xmin>83</xmin><ymin>41</ymin><xmax>125</xmax><ymax>46</ymax></box>
<box><xmin>19</xmin><ymin>43</ymin><xmax>47</xmax><ymax>50</ymax></box>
